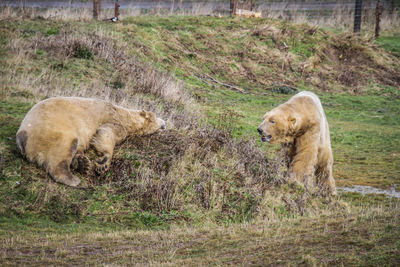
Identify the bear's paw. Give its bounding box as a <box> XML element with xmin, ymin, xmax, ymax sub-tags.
<box><xmin>94</xmin><ymin>156</ymin><xmax>111</xmax><ymax>174</ymax></box>
<box><xmin>71</xmin><ymin>154</ymin><xmax>92</xmax><ymax>175</ymax></box>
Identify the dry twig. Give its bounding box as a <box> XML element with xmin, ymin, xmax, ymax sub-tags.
<box><xmin>198</xmin><ymin>74</ymin><xmax>246</xmax><ymax>94</ymax></box>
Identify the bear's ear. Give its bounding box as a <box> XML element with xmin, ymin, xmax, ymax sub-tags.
<box><xmin>288</xmin><ymin>116</ymin><xmax>297</xmax><ymax>130</ymax></box>
<box><xmin>140</xmin><ymin>109</ymin><xmax>149</xmax><ymax>119</ymax></box>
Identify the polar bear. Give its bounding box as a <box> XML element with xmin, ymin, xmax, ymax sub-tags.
<box><xmin>257</xmin><ymin>91</ymin><xmax>336</xmax><ymax>195</ymax></box>
<box><xmin>16</xmin><ymin>97</ymin><xmax>166</xmax><ymax>187</ymax></box>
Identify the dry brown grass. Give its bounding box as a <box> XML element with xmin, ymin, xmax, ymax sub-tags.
<box><xmin>0</xmin><ymin>19</ymin><xmax>350</xmax><ymax>229</ymax></box>
<box><xmin>248</xmin><ymin>22</ymin><xmax>400</xmax><ymax>92</ymax></box>
<box><xmin>31</xmin><ymin>32</ymin><xmax>192</xmax><ymax>104</ymax></box>
<box><xmin>0</xmin><ymin>6</ymin><xmax>141</xmax><ymax>21</ymax></box>
<box><xmin>2</xmin><ymin>25</ymin><xmax>198</xmax><ymax>131</ymax></box>
<box><xmin>0</xmin><ymin>21</ymin><xmax>302</xmax><ymax>226</ymax></box>
<box><xmin>301</xmin><ymin>32</ymin><xmax>400</xmax><ymax>92</ymax></box>
<box><xmin>0</xmin><ymin>14</ymin><xmax>399</xmax><ymax>266</ymax></box>
<box><xmin>0</xmin><ymin>4</ymin><xmax>219</xmax><ymax>21</ymax></box>
<box><xmin>97</xmin><ymin>128</ymin><xmax>289</xmax><ymax>217</ymax></box>
<box><xmin>2</xmin><ymin>15</ymin><xmax>397</xmax><ymax>222</ymax></box>
<box><xmin>1</xmin><ymin>5</ymin><xmax>399</xmax><ymax>33</ymax></box>
<box><xmin>1</xmin><ymin>200</ymin><xmax>398</xmax><ymax>266</ymax></box>
<box><xmin>262</xmin><ymin>5</ymin><xmax>400</xmax><ymax>32</ymax></box>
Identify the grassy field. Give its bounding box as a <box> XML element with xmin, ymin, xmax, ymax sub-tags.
<box><xmin>1</xmin><ymin>12</ymin><xmax>400</xmax><ymax>265</ymax></box>
<box><xmin>115</xmin><ymin>16</ymin><xmax>400</xmax><ymax>188</ymax></box>
<box><xmin>2</xmin><ymin>202</ymin><xmax>399</xmax><ymax>266</ymax></box>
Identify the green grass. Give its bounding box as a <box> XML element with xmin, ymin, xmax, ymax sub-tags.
<box><xmin>376</xmin><ymin>33</ymin><xmax>400</xmax><ymax>57</ymax></box>
<box><xmin>0</xmin><ymin>15</ymin><xmax>400</xmax><ymax>265</ymax></box>
<box><xmin>1</xmin><ymin>200</ymin><xmax>399</xmax><ymax>266</ymax></box>
<box><xmin>108</xmin><ymin>16</ymin><xmax>400</xmax><ymax>188</ymax></box>
<box><xmin>0</xmin><ymin>100</ymin><xmax>172</xmax><ymax>232</ymax></box>
<box><xmin>185</xmin><ymin>80</ymin><xmax>400</xmax><ymax>187</ymax></box>
<box><xmin>116</xmin><ymin>16</ymin><xmax>327</xmax><ymax>91</ymax></box>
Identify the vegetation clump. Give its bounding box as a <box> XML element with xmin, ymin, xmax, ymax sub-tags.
<box><xmin>72</xmin><ymin>43</ymin><xmax>93</xmax><ymax>60</ymax></box>
<box><xmin>0</xmin><ymin>12</ymin><xmax>399</xmax><ymax>265</ymax></box>
<box><xmin>0</xmin><ymin>18</ymin><xmax>347</xmax><ymax>228</ymax></box>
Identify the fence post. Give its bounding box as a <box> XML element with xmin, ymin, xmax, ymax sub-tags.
<box><xmin>250</xmin><ymin>0</ymin><xmax>255</xmax><ymax>11</ymax></box>
<box><xmin>115</xmin><ymin>0</ymin><xmax>120</xmax><ymax>19</ymax></box>
<box><xmin>391</xmin><ymin>0</ymin><xmax>395</xmax><ymax>14</ymax></box>
<box><xmin>93</xmin><ymin>0</ymin><xmax>101</xmax><ymax>20</ymax></box>
<box><xmin>230</xmin><ymin>0</ymin><xmax>237</xmax><ymax>16</ymax></box>
<box><xmin>20</xmin><ymin>0</ymin><xmax>27</xmax><ymax>14</ymax></box>
<box><xmin>353</xmin><ymin>0</ymin><xmax>362</xmax><ymax>33</ymax></box>
<box><xmin>170</xmin><ymin>0</ymin><xmax>175</xmax><ymax>15</ymax></box>
<box><xmin>375</xmin><ymin>0</ymin><xmax>381</xmax><ymax>38</ymax></box>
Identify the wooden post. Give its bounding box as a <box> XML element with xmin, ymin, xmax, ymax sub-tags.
<box><xmin>250</xmin><ymin>0</ymin><xmax>255</xmax><ymax>11</ymax></box>
<box><xmin>115</xmin><ymin>0</ymin><xmax>120</xmax><ymax>19</ymax></box>
<box><xmin>93</xmin><ymin>0</ymin><xmax>101</xmax><ymax>20</ymax></box>
<box><xmin>375</xmin><ymin>0</ymin><xmax>381</xmax><ymax>38</ymax></box>
<box><xmin>230</xmin><ymin>0</ymin><xmax>237</xmax><ymax>16</ymax></box>
<box><xmin>391</xmin><ymin>0</ymin><xmax>395</xmax><ymax>14</ymax></box>
<box><xmin>170</xmin><ymin>0</ymin><xmax>175</xmax><ymax>15</ymax></box>
<box><xmin>20</xmin><ymin>0</ymin><xmax>26</xmax><ymax>14</ymax></box>
<box><xmin>353</xmin><ymin>0</ymin><xmax>362</xmax><ymax>33</ymax></box>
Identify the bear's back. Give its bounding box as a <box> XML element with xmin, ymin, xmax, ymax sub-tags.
<box><xmin>17</xmin><ymin>97</ymin><xmax>111</xmax><ymax>161</ymax></box>
<box><xmin>19</xmin><ymin>97</ymin><xmax>108</xmax><ymax>132</ymax></box>
<box><xmin>292</xmin><ymin>91</ymin><xmax>330</xmax><ymax>146</ymax></box>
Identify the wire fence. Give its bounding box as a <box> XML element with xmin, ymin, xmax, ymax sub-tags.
<box><xmin>1</xmin><ymin>1</ymin><xmax>399</xmax><ymax>31</ymax></box>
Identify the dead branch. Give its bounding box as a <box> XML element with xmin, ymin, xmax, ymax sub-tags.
<box><xmin>198</xmin><ymin>74</ymin><xmax>246</xmax><ymax>94</ymax></box>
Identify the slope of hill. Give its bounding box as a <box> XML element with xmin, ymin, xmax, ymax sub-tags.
<box><xmin>0</xmin><ymin>14</ymin><xmax>399</xmax><ymax>265</ymax></box>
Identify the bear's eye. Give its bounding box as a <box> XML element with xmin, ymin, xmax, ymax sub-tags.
<box><xmin>148</xmin><ymin>114</ymin><xmax>156</xmax><ymax>122</ymax></box>
<box><xmin>270</xmin><ymin>120</ymin><xmax>276</xmax><ymax>124</ymax></box>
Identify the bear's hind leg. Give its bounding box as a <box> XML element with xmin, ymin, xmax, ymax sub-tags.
<box><xmin>90</xmin><ymin>124</ymin><xmax>122</xmax><ymax>174</ymax></box>
<box><xmin>47</xmin><ymin>138</ymin><xmax>81</xmax><ymax>187</ymax></box>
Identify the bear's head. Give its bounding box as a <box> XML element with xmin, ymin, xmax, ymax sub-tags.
<box><xmin>257</xmin><ymin>108</ymin><xmax>297</xmax><ymax>144</ymax></box>
<box><xmin>138</xmin><ymin>109</ymin><xmax>166</xmax><ymax>135</ymax></box>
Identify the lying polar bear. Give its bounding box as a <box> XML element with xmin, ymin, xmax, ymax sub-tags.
<box><xmin>257</xmin><ymin>91</ymin><xmax>336</xmax><ymax>195</ymax></box>
<box><xmin>16</xmin><ymin>97</ymin><xmax>166</xmax><ymax>187</ymax></box>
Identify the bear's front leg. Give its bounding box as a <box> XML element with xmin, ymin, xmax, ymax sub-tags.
<box><xmin>71</xmin><ymin>153</ymin><xmax>91</xmax><ymax>175</ymax></box>
<box><xmin>288</xmin><ymin>143</ymin><xmax>318</xmax><ymax>189</ymax></box>
<box><xmin>91</xmin><ymin>123</ymin><xmax>125</xmax><ymax>175</ymax></box>
<box><xmin>316</xmin><ymin>163</ymin><xmax>337</xmax><ymax>196</ymax></box>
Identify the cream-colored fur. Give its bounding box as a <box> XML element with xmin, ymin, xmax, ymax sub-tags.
<box><xmin>257</xmin><ymin>91</ymin><xmax>336</xmax><ymax>195</ymax></box>
<box><xmin>16</xmin><ymin>97</ymin><xmax>166</xmax><ymax>187</ymax></box>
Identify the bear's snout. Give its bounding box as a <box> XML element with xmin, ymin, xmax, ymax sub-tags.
<box><xmin>158</xmin><ymin>119</ymin><xmax>167</xmax><ymax>131</ymax></box>
<box><xmin>161</xmin><ymin>121</ymin><xmax>167</xmax><ymax>130</ymax></box>
<box><xmin>258</xmin><ymin>126</ymin><xmax>272</xmax><ymax>142</ymax></box>
<box><xmin>262</xmin><ymin>135</ymin><xmax>272</xmax><ymax>142</ymax></box>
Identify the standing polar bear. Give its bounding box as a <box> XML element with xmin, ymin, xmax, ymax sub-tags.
<box><xmin>16</xmin><ymin>97</ymin><xmax>166</xmax><ymax>187</ymax></box>
<box><xmin>257</xmin><ymin>91</ymin><xmax>336</xmax><ymax>195</ymax></box>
